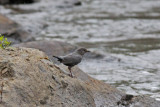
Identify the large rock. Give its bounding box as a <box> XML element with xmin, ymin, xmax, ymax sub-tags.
<box><xmin>0</xmin><ymin>47</ymin><xmax>122</xmax><ymax>107</ymax></box>
<box><xmin>13</xmin><ymin>40</ymin><xmax>104</xmax><ymax>60</ymax></box>
<box><xmin>14</xmin><ymin>40</ymin><xmax>77</xmax><ymax>56</ymax></box>
<box><xmin>0</xmin><ymin>47</ymin><xmax>159</xmax><ymax>107</ymax></box>
<box><xmin>0</xmin><ymin>14</ymin><xmax>35</xmax><ymax>44</ymax></box>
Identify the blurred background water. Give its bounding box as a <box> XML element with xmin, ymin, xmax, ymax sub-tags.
<box><xmin>1</xmin><ymin>0</ymin><xmax>160</xmax><ymax>100</ymax></box>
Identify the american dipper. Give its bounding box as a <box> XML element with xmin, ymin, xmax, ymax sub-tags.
<box><xmin>53</xmin><ymin>48</ymin><xmax>90</xmax><ymax>77</ymax></box>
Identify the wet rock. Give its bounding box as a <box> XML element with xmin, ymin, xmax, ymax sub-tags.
<box><xmin>65</xmin><ymin>0</ymin><xmax>82</xmax><ymax>6</ymax></box>
<box><xmin>118</xmin><ymin>94</ymin><xmax>160</xmax><ymax>107</ymax></box>
<box><xmin>0</xmin><ymin>14</ymin><xmax>35</xmax><ymax>44</ymax></box>
<box><xmin>0</xmin><ymin>0</ymin><xmax>9</xmax><ymax>4</ymax></box>
<box><xmin>13</xmin><ymin>40</ymin><xmax>77</xmax><ymax>60</ymax></box>
<box><xmin>4</xmin><ymin>28</ymin><xmax>35</xmax><ymax>44</ymax></box>
<box><xmin>0</xmin><ymin>0</ymin><xmax>39</xmax><ymax>4</ymax></box>
<box><xmin>0</xmin><ymin>47</ymin><xmax>159</xmax><ymax>107</ymax></box>
<box><xmin>13</xmin><ymin>40</ymin><xmax>104</xmax><ymax>60</ymax></box>
<box><xmin>57</xmin><ymin>0</ymin><xmax>82</xmax><ymax>8</ymax></box>
<box><xmin>0</xmin><ymin>14</ymin><xmax>18</xmax><ymax>34</ymax></box>
<box><xmin>73</xmin><ymin>1</ymin><xmax>81</xmax><ymax>6</ymax></box>
<box><xmin>84</xmin><ymin>51</ymin><xmax>104</xmax><ymax>59</ymax></box>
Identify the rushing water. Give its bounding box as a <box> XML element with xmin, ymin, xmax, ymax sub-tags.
<box><xmin>1</xmin><ymin>0</ymin><xmax>160</xmax><ymax>100</ymax></box>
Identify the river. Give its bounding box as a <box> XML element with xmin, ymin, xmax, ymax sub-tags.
<box><xmin>0</xmin><ymin>0</ymin><xmax>160</xmax><ymax>100</ymax></box>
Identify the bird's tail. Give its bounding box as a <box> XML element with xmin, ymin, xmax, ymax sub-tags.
<box><xmin>53</xmin><ymin>55</ymin><xmax>62</xmax><ymax>63</ymax></box>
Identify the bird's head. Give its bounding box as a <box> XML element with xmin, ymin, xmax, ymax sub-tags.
<box><xmin>76</xmin><ymin>48</ymin><xmax>90</xmax><ymax>55</ymax></box>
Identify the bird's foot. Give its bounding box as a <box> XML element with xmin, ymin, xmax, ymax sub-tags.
<box><xmin>68</xmin><ymin>74</ymin><xmax>75</xmax><ymax>78</ymax></box>
<box><xmin>68</xmin><ymin>74</ymin><xmax>73</xmax><ymax>78</ymax></box>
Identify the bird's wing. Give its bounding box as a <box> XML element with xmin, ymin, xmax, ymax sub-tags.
<box><xmin>62</xmin><ymin>54</ymin><xmax>82</xmax><ymax>66</ymax></box>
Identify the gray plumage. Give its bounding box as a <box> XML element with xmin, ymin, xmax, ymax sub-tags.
<box><xmin>53</xmin><ymin>48</ymin><xmax>90</xmax><ymax>77</ymax></box>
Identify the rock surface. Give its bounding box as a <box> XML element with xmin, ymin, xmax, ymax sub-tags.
<box><xmin>0</xmin><ymin>47</ymin><xmax>160</xmax><ymax>107</ymax></box>
<box><xmin>0</xmin><ymin>47</ymin><xmax>122</xmax><ymax>107</ymax></box>
<box><xmin>0</xmin><ymin>14</ymin><xmax>35</xmax><ymax>44</ymax></box>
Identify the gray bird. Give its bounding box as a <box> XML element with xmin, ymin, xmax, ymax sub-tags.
<box><xmin>53</xmin><ymin>48</ymin><xmax>90</xmax><ymax>77</ymax></box>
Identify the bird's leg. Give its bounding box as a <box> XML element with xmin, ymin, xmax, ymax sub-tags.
<box><xmin>68</xmin><ymin>66</ymin><xmax>73</xmax><ymax>77</ymax></box>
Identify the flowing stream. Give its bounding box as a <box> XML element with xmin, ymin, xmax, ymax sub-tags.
<box><xmin>1</xmin><ymin>0</ymin><xmax>160</xmax><ymax>100</ymax></box>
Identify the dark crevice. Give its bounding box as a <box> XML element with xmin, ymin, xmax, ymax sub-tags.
<box><xmin>9</xmin><ymin>0</ymin><xmax>34</xmax><ymax>4</ymax></box>
<box><xmin>117</xmin><ymin>94</ymin><xmax>134</xmax><ymax>106</ymax></box>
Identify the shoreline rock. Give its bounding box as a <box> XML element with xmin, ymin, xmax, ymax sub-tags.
<box><xmin>0</xmin><ymin>14</ymin><xmax>35</xmax><ymax>44</ymax></box>
<box><xmin>0</xmin><ymin>47</ymin><xmax>159</xmax><ymax>107</ymax></box>
<box><xmin>13</xmin><ymin>40</ymin><xmax>104</xmax><ymax>61</ymax></box>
